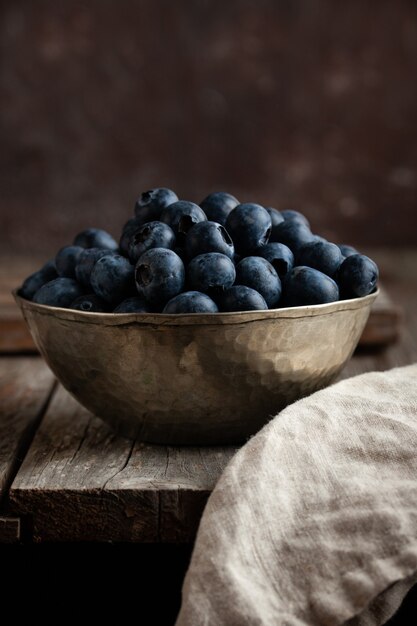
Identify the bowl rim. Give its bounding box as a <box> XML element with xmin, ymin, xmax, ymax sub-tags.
<box><xmin>13</xmin><ymin>288</ymin><xmax>379</xmax><ymax>327</ymax></box>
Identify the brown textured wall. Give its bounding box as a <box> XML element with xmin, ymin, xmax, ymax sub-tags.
<box><xmin>1</xmin><ymin>0</ymin><xmax>417</xmax><ymax>256</ymax></box>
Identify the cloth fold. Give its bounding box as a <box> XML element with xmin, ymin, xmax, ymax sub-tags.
<box><xmin>176</xmin><ymin>364</ymin><xmax>417</xmax><ymax>626</ymax></box>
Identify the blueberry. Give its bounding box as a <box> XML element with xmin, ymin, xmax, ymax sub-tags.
<box><xmin>70</xmin><ymin>294</ymin><xmax>109</xmax><ymax>312</ymax></box>
<box><xmin>271</xmin><ymin>220</ymin><xmax>314</xmax><ymax>253</ymax></box>
<box><xmin>113</xmin><ymin>296</ymin><xmax>151</xmax><ymax>313</ymax></box>
<box><xmin>73</xmin><ymin>228</ymin><xmax>118</xmax><ymax>250</ymax></box>
<box><xmin>75</xmin><ymin>248</ymin><xmax>117</xmax><ymax>288</ymax></box>
<box><xmin>255</xmin><ymin>243</ymin><xmax>294</xmax><ymax>279</ymax></box>
<box><xmin>55</xmin><ymin>246</ymin><xmax>84</xmax><ymax>278</ymax></box>
<box><xmin>90</xmin><ymin>254</ymin><xmax>135</xmax><ymax>303</ymax></box>
<box><xmin>135</xmin><ymin>248</ymin><xmax>185</xmax><ymax>305</ymax></box>
<box><xmin>33</xmin><ymin>278</ymin><xmax>84</xmax><ymax>308</ymax></box>
<box><xmin>225</xmin><ymin>203</ymin><xmax>271</xmax><ymax>255</ymax></box>
<box><xmin>280</xmin><ymin>210</ymin><xmax>310</xmax><ymax>228</ymax></box>
<box><xmin>218</xmin><ymin>286</ymin><xmax>268</xmax><ymax>312</ymax></box>
<box><xmin>296</xmin><ymin>241</ymin><xmax>343</xmax><ymax>278</ymax></box>
<box><xmin>199</xmin><ymin>192</ymin><xmax>239</xmax><ymax>226</ymax></box>
<box><xmin>338</xmin><ymin>244</ymin><xmax>358</xmax><ymax>258</ymax></box>
<box><xmin>129</xmin><ymin>221</ymin><xmax>176</xmax><ymax>263</ymax></box>
<box><xmin>265</xmin><ymin>207</ymin><xmax>284</xmax><ymax>239</ymax></box>
<box><xmin>337</xmin><ymin>254</ymin><xmax>379</xmax><ymax>298</ymax></box>
<box><xmin>163</xmin><ymin>291</ymin><xmax>219</xmax><ymax>314</ymax></box>
<box><xmin>313</xmin><ymin>235</ymin><xmax>328</xmax><ymax>244</ymax></box>
<box><xmin>282</xmin><ymin>266</ymin><xmax>339</xmax><ymax>307</ymax></box>
<box><xmin>235</xmin><ymin>256</ymin><xmax>281</xmax><ymax>308</ymax></box>
<box><xmin>19</xmin><ymin>260</ymin><xmax>58</xmax><ymax>300</ymax></box>
<box><xmin>187</xmin><ymin>253</ymin><xmax>236</xmax><ymax>296</ymax></box>
<box><xmin>119</xmin><ymin>217</ymin><xmax>143</xmax><ymax>256</ymax></box>
<box><xmin>161</xmin><ymin>201</ymin><xmax>207</xmax><ymax>240</ymax></box>
<box><xmin>135</xmin><ymin>188</ymin><xmax>178</xmax><ymax>222</ymax></box>
<box><xmin>185</xmin><ymin>221</ymin><xmax>234</xmax><ymax>260</ymax></box>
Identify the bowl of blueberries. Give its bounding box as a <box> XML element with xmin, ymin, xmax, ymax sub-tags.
<box><xmin>15</xmin><ymin>189</ymin><xmax>378</xmax><ymax>444</ymax></box>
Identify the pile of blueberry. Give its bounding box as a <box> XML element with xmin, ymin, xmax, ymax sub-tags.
<box><xmin>19</xmin><ymin>188</ymin><xmax>379</xmax><ymax>314</ymax></box>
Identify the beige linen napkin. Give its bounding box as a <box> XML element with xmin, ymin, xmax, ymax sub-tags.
<box><xmin>176</xmin><ymin>364</ymin><xmax>417</xmax><ymax>626</ymax></box>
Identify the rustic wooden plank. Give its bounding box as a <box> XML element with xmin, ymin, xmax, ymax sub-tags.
<box><xmin>9</xmin><ymin>385</ymin><xmax>236</xmax><ymax>542</ymax></box>
<box><xmin>107</xmin><ymin>444</ymin><xmax>237</xmax><ymax>542</ymax></box>
<box><xmin>9</xmin><ymin>386</ymin><xmax>141</xmax><ymax>542</ymax></box>
<box><xmin>0</xmin><ymin>358</ymin><xmax>55</xmax><ymax>506</ymax></box>
<box><xmin>0</xmin><ymin>517</ymin><xmax>20</xmax><ymax>543</ymax></box>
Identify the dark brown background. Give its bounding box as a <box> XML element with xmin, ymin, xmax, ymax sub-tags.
<box><xmin>1</xmin><ymin>0</ymin><xmax>417</xmax><ymax>257</ymax></box>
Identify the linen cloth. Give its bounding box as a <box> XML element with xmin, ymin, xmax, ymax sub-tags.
<box><xmin>176</xmin><ymin>364</ymin><xmax>417</xmax><ymax>626</ymax></box>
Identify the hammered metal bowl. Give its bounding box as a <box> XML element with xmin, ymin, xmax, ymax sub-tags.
<box><xmin>14</xmin><ymin>290</ymin><xmax>377</xmax><ymax>444</ymax></box>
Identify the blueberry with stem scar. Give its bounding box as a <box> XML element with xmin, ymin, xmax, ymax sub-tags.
<box><xmin>135</xmin><ymin>248</ymin><xmax>185</xmax><ymax>305</ymax></box>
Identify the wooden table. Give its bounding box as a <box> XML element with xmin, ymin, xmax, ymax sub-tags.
<box><xmin>0</xmin><ymin>249</ymin><xmax>415</xmax><ymax>544</ymax></box>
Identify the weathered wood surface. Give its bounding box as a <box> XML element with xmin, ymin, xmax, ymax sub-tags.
<box><xmin>4</xmin><ymin>248</ymin><xmax>417</xmax><ymax>542</ymax></box>
<box><xmin>9</xmin><ymin>385</ymin><xmax>237</xmax><ymax>542</ymax></box>
<box><xmin>0</xmin><ymin>358</ymin><xmax>55</xmax><ymax>503</ymax></box>
<box><xmin>0</xmin><ymin>358</ymin><xmax>55</xmax><ymax>541</ymax></box>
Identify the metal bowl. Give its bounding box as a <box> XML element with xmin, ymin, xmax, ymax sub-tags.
<box><xmin>14</xmin><ymin>289</ymin><xmax>377</xmax><ymax>445</ymax></box>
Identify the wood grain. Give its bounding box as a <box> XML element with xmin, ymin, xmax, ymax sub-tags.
<box><xmin>9</xmin><ymin>386</ymin><xmax>236</xmax><ymax>542</ymax></box>
<box><xmin>0</xmin><ymin>358</ymin><xmax>55</xmax><ymax>505</ymax></box>
<box><xmin>0</xmin><ymin>357</ymin><xmax>55</xmax><ymax>541</ymax></box>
